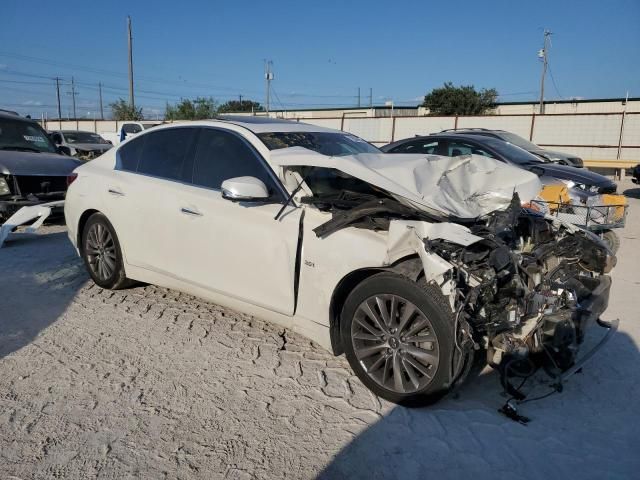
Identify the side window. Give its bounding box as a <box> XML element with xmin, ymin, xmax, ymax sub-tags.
<box><xmin>192</xmin><ymin>128</ymin><xmax>278</xmax><ymax>194</ymax></box>
<box><xmin>123</xmin><ymin>123</ymin><xmax>142</xmax><ymax>134</ymax></box>
<box><xmin>447</xmin><ymin>141</ymin><xmax>496</xmax><ymax>159</ymax></box>
<box><xmin>116</xmin><ymin>136</ymin><xmax>144</xmax><ymax>171</ymax></box>
<box><xmin>137</xmin><ymin>128</ymin><xmax>197</xmax><ymax>181</ymax></box>
<box><xmin>51</xmin><ymin>133</ymin><xmax>63</xmax><ymax>144</ymax></box>
<box><xmin>391</xmin><ymin>140</ymin><xmax>439</xmax><ymax>154</ymax></box>
<box><xmin>447</xmin><ymin>141</ymin><xmax>473</xmax><ymax>157</ymax></box>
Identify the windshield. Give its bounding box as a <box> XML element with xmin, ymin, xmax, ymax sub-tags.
<box><xmin>0</xmin><ymin>119</ymin><xmax>57</xmax><ymax>153</ymax></box>
<box><xmin>142</xmin><ymin>123</ymin><xmax>157</xmax><ymax>130</ymax></box>
<box><xmin>62</xmin><ymin>131</ymin><xmax>110</xmax><ymax>144</ymax></box>
<box><xmin>484</xmin><ymin>138</ymin><xmax>544</xmax><ymax>165</ymax></box>
<box><xmin>497</xmin><ymin>132</ymin><xmax>540</xmax><ymax>151</ymax></box>
<box><xmin>258</xmin><ymin>132</ymin><xmax>380</xmax><ymax>156</ymax></box>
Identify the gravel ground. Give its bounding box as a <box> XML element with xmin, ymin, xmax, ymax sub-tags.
<box><xmin>1</xmin><ymin>181</ymin><xmax>639</xmax><ymax>480</ymax></box>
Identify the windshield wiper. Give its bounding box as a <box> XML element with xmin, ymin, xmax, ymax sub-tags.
<box><xmin>274</xmin><ymin>175</ymin><xmax>307</xmax><ymax>221</ymax></box>
<box><xmin>0</xmin><ymin>146</ymin><xmax>42</xmax><ymax>153</ymax></box>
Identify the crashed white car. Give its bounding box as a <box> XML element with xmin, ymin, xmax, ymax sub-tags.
<box><xmin>65</xmin><ymin>117</ymin><xmax>617</xmax><ymax>406</ymax></box>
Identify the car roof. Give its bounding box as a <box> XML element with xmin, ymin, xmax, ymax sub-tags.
<box><xmin>59</xmin><ymin>130</ymin><xmax>99</xmax><ymax>134</ymax></box>
<box><xmin>0</xmin><ymin>111</ymin><xmax>38</xmax><ymax>123</ymax></box>
<box><xmin>442</xmin><ymin>128</ymin><xmax>506</xmax><ymax>134</ymax></box>
<box><xmin>410</xmin><ymin>133</ymin><xmax>498</xmax><ymax>143</ymax></box>
<box><xmin>213</xmin><ymin>115</ymin><xmax>339</xmax><ymax>134</ymax></box>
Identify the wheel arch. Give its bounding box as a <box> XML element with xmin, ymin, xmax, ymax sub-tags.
<box><xmin>329</xmin><ymin>255</ymin><xmax>423</xmax><ymax>356</ymax></box>
<box><xmin>77</xmin><ymin>209</ymin><xmax>100</xmax><ymax>255</ymax></box>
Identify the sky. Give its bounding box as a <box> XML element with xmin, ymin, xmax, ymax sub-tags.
<box><xmin>1</xmin><ymin>0</ymin><xmax>638</xmax><ymax>119</ymax></box>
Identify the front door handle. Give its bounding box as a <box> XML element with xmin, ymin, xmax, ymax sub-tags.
<box><xmin>180</xmin><ymin>207</ymin><xmax>203</xmax><ymax>217</ymax></box>
<box><xmin>108</xmin><ymin>188</ymin><xmax>125</xmax><ymax>196</ymax></box>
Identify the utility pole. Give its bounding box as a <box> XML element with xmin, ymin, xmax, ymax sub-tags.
<box><xmin>264</xmin><ymin>60</ymin><xmax>273</xmax><ymax>114</ymax></box>
<box><xmin>369</xmin><ymin>88</ymin><xmax>373</xmax><ymax>108</ymax></box>
<box><xmin>71</xmin><ymin>76</ymin><xmax>77</xmax><ymax>120</ymax></box>
<box><xmin>98</xmin><ymin>82</ymin><xmax>104</xmax><ymax>120</ymax></box>
<box><xmin>538</xmin><ymin>29</ymin><xmax>552</xmax><ymax>114</ymax></box>
<box><xmin>54</xmin><ymin>77</ymin><xmax>62</xmax><ymax>120</ymax></box>
<box><xmin>357</xmin><ymin>87</ymin><xmax>361</xmax><ymax>108</ymax></box>
<box><xmin>127</xmin><ymin>16</ymin><xmax>135</xmax><ymax>109</ymax></box>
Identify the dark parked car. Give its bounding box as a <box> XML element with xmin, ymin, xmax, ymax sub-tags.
<box><xmin>382</xmin><ymin>133</ymin><xmax>615</xmax><ymax>193</ymax></box>
<box><xmin>633</xmin><ymin>164</ymin><xmax>640</xmax><ymax>184</ymax></box>
<box><xmin>439</xmin><ymin>128</ymin><xmax>584</xmax><ymax>168</ymax></box>
<box><xmin>0</xmin><ymin>111</ymin><xmax>81</xmax><ymax>221</ymax></box>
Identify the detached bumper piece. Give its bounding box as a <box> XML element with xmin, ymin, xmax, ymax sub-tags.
<box><xmin>499</xmin><ymin>316</ymin><xmax>619</xmax><ymax>423</ymax></box>
<box><xmin>0</xmin><ymin>200</ymin><xmax>64</xmax><ymax>248</ymax></box>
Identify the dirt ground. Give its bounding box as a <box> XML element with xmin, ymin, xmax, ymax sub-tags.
<box><xmin>1</xmin><ymin>181</ymin><xmax>639</xmax><ymax>480</ymax></box>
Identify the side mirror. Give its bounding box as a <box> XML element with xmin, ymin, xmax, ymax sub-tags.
<box><xmin>57</xmin><ymin>146</ymin><xmax>71</xmax><ymax>156</ymax></box>
<box><xmin>221</xmin><ymin>176</ymin><xmax>269</xmax><ymax>202</ymax></box>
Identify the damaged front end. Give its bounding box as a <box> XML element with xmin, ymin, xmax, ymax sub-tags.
<box><xmin>309</xmin><ymin>188</ymin><xmax>617</xmax><ymax>399</ymax></box>
<box><xmin>274</xmin><ymin>149</ymin><xmax>617</xmax><ymax>402</ymax></box>
<box><xmin>421</xmin><ymin>196</ymin><xmax>616</xmax><ymax>393</ymax></box>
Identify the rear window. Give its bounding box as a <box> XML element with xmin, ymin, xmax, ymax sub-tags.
<box><xmin>137</xmin><ymin>128</ymin><xmax>197</xmax><ymax>181</ymax></box>
<box><xmin>116</xmin><ymin>127</ymin><xmax>197</xmax><ymax>180</ymax></box>
<box><xmin>116</xmin><ymin>137</ymin><xmax>144</xmax><ymax>171</ymax></box>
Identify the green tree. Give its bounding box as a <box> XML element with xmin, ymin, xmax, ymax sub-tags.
<box><xmin>165</xmin><ymin>97</ymin><xmax>218</xmax><ymax>120</ymax></box>
<box><xmin>110</xmin><ymin>98</ymin><xmax>144</xmax><ymax>120</ymax></box>
<box><xmin>217</xmin><ymin>99</ymin><xmax>263</xmax><ymax>113</ymax></box>
<box><xmin>422</xmin><ymin>82</ymin><xmax>498</xmax><ymax>116</ymax></box>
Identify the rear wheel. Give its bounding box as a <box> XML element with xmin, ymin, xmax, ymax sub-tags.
<box><xmin>81</xmin><ymin>213</ymin><xmax>131</xmax><ymax>289</ymax></box>
<box><xmin>340</xmin><ymin>272</ymin><xmax>455</xmax><ymax>406</ymax></box>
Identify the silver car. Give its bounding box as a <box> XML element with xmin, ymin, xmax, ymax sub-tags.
<box><xmin>50</xmin><ymin>130</ymin><xmax>113</xmax><ymax>161</ymax></box>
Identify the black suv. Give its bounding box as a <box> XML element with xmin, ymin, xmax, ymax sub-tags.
<box><xmin>381</xmin><ymin>133</ymin><xmax>615</xmax><ymax>193</ymax></box>
<box><xmin>439</xmin><ymin>128</ymin><xmax>583</xmax><ymax>168</ymax></box>
<box><xmin>0</xmin><ymin>111</ymin><xmax>81</xmax><ymax>220</ymax></box>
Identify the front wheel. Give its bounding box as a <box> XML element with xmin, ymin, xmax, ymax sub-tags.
<box><xmin>81</xmin><ymin>212</ymin><xmax>132</xmax><ymax>289</ymax></box>
<box><xmin>602</xmin><ymin>230</ymin><xmax>620</xmax><ymax>254</ymax></box>
<box><xmin>340</xmin><ymin>273</ymin><xmax>455</xmax><ymax>406</ymax></box>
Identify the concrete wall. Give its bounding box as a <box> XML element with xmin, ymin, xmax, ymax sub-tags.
<box><xmin>42</xmin><ymin>112</ymin><xmax>640</xmax><ymax>164</ymax></box>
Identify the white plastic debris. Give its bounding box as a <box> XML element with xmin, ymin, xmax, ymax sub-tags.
<box><xmin>0</xmin><ymin>200</ymin><xmax>64</xmax><ymax>248</ymax></box>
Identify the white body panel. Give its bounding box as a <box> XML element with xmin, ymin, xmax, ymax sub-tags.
<box><xmin>65</xmin><ymin>119</ymin><xmax>511</xmax><ymax>353</ymax></box>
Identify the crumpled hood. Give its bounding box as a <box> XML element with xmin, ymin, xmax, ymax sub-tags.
<box><xmin>270</xmin><ymin>148</ymin><xmax>542</xmax><ymax>218</ymax></box>
<box><xmin>69</xmin><ymin>143</ymin><xmax>111</xmax><ymax>152</ymax></box>
<box><xmin>0</xmin><ymin>150</ymin><xmax>82</xmax><ymax>176</ymax></box>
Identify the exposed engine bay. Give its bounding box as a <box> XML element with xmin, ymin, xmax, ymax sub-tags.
<box><xmin>290</xmin><ymin>163</ymin><xmax>617</xmax><ymax>411</ymax></box>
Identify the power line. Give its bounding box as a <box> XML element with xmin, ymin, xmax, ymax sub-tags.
<box><xmin>547</xmin><ymin>64</ymin><xmax>563</xmax><ymax>99</ymax></box>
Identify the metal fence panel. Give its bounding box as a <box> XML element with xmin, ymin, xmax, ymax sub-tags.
<box><xmin>533</xmin><ymin>114</ymin><xmax>622</xmax><ymax>146</ymax></box>
<box><xmin>394</xmin><ymin>117</ymin><xmax>456</xmax><ymax>140</ymax></box>
<box><xmin>299</xmin><ymin>118</ymin><xmax>342</xmax><ymax>130</ymax></box>
<box><xmin>621</xmin><ymin>113</ymin><xmax>640</xmax><ymax>146</ymax></box>
<box><xmin>343</xmin><ymin>117</ymin><xmax>393</xmax><ymax>144</ymax></box>
<box><xmin>457</xmin><ymin>115</ymin><xmax>532</xmax><ymax>138</ymax></box>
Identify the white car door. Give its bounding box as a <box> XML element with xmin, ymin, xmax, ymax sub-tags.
<box><xmin>170</xmin><ymin>127</ymin><xmax>300</xmax><ymax>316</ymax></box>
<box><xmin>106</xmin><ymin>127</ymin><xmax>198</xmax><ymax>274</ymax></box>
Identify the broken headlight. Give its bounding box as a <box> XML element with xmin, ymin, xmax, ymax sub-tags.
<box><xmin>0</xmin><ymin>177</ymin><xmax>10</xmax><ymax>196</ymax></box>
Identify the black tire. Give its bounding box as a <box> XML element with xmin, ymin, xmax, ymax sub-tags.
<box><xmin>340</xmin><ymin>272</ymin><xmax>455</xmax><ymax>407</ymax></box>
<box><xmin>602</xmin><ymin>230</ymin><xmax>620</xmax><ymax>254</ymax></box>
<box><xmin>81</xmin><ymin>212</ymin><xmax>132</xmax><ymax>289</ymax></box>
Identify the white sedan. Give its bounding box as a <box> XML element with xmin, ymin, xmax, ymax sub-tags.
<box><xmin>65</xmin><ymin>116</ymin><xmax>615</xmax><ymax>406</ymax></box>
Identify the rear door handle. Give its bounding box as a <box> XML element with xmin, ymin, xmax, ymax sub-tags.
<box><xmin>181</xmin><ymin>207</ymin><xmax>203</xmax><ymax>217</ymax></box>
<box><xmin>108</xmin><ymin>188</ymin><xmax>125</xmax><ymax>196</ymax></box>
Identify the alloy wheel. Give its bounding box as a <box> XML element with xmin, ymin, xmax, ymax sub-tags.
<box><xmin>85</xmin><ymin>223</ymin><xmax>117</xmax><ymax>281</ymax></box>
<box><xmin>351</xmin><ymin>294</ymin><xmax>440</xmax><ymax>394</ymax></box>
